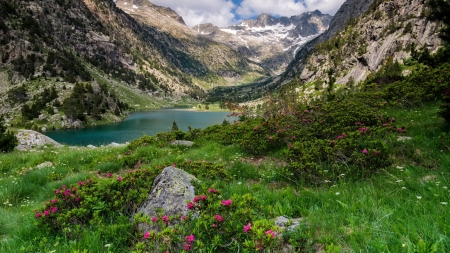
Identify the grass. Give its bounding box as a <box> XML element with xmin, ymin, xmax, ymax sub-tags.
<box><xmin>0</xmin><ymin>103</ymin><xmax>449</xmax><ymax>252</ymax></box>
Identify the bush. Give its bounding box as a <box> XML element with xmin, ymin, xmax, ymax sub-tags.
<box><xmin>0</xmin><ymin>118</ymin><xmax>17</xmax><ymax>153</ymax></box>
<box><xmin>439</xmin><ymin>91</ymin><xmax>450</xmax><ymax>125</ymax></box>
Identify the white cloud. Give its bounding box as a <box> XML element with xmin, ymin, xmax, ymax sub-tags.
<box><xmin>147</xmin><ymin>0</ymin><xmax>346</xmax><ymax>27</ymax></box>
<box><xmin>237</xmin><ymin>0</ymin><xmax>346</xmax><ymax>19</ymax></box>
<box><xmin>149</xmin><ymin>0</ymin><xmax>237</xmax><ymax>27</ymax></box>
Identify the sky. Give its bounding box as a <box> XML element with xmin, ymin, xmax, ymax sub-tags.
<box><xmin>149</xmin><ymin>0</ymin><xmax>346</xmax><ymax>27</ymax></box>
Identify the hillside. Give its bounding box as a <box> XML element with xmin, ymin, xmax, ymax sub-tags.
<box><xmin>115</xmin><ymin>0</ymin><xmax>268</xmax><ymax>88</ymax></box>
<box><xmin>193</xmin><ymin>11</ymin><xmax>332</xmax><ymax>75</ymax></box>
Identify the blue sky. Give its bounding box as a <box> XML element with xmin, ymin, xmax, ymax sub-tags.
<box><xmin>149</xmin><ymin>0</ymin><xmax>346</xmax><ymax>27</ymax></box>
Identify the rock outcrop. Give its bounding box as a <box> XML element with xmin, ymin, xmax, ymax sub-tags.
<box><xmin>137</xmin><ymin>166</ymin><xmax>197</xmax><ymax>222</ymax></box>
<box><xmin>16</xmin><ymin>130</ymin><xmax>61</xmax><ymax>151</ymax></box>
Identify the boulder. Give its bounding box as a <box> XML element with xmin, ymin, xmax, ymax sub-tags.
<box><xmin>275</xmin><ymin>216</ymin><xmax>302</xmax><ymax>232</ymax></box>
<box><xmin>36</xmin><ymin>161</ymin><xmax>53</xmax><ymax>169</ymax></box>
<box><xmin>137</xmin><ymin>167</ymin><xmax>197</xmax><ymax>227</ymax></box>
<box><xmin>16</xmin><ymin>130</ymin><xmax>61</xmax><ymax>151</ymax></box>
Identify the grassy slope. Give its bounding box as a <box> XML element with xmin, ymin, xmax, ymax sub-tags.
<box><xmin>0</xmin><ymin>102</ymin><xmax>449</xmax><ymax>252</ymax></box>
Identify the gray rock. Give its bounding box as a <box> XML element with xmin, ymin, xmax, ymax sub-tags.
<box><xmin>87</xmin><ymin>145</ymin><xmax>97</xmax><ymax>149</ymax></box>
<box><xmin>15</xmin><ymin>130</ymin><xmax>61</xmax><ymax>151</ymax></box>
<box><xmin>107</xmin><ymin>142</ymin><xmax>126</xmax><ymax>147</ymax></box>
<box><xmin>275</xmin><ymin>216</ymin><xmax>302</xmax><ymax>232</ymax></box>
<box><xmin>137</xmin><ymin>167</ymin><xmax>197</xmax><ymax>229</ymax></box>
<box><xmin>36</xmin><ymin>161</ymin><xmax>53</xmax><ymax>169</ymax></box>
<box><xmin>171</xmin><ymin>140</ymin><xmax>194</xmax><ymax>147</ymax></box>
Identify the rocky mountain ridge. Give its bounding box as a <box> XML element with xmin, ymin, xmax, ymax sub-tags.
<box><xmin>193</xmin><ymin>11</ymin><xmax>332</xmax><ymax>74</ymax></box>
<box><xmin>298</xmin><ymin>0</ymin><xmax>441</xmax><ymax>93</ymax></box>
<box><xmin>114</xmin><ymin>0</ymin><xmax>268</xmax><ymax>88</ymax></box>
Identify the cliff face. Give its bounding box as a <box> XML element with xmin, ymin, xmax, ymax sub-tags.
<box><xmin>193</xmin><ymin>12</ymin><xmax>332</xmax><ymax>75</ymax></box>
<box><xmin>299</xmin><ymin>0</ymin><xmax>441</xmax><ymax>88</ymax></box>
<box><xmin>282</xmin><ymin>0</ymin><xmax>375</xmax><ymax>81</ymax></box>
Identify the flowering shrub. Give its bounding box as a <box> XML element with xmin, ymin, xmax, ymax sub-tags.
<box><xmin>35</xmin><ymin>169</ymin><xmax>159</xmax><ymax>236</ymax></box>
<box><xmin>133</xmin><ymin>187</ymin><xmax>282</xmax><ymax>252</ymax></box>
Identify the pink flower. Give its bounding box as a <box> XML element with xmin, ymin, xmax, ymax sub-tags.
<box><xmin>330</xmin><ymin>140</ymin><xmax>335</xmax><ymax>145</ymax></box>
<box><xmin>291</xmin><ymin>136</ymin><xmax>296</xmax><ymax>139</ymax></box>
<box><xmin>185</xmin><ymin>234</ymin><xmax>195</xmax><ymax>243</ymax></box>
<box><xmin>193</xmin><ymin>195</ymin><xmax>207</xmax><ymax>203</ymax></box>
<box><xmin>43</xmin><ymin>210</ymin><xmax>50</xmax><ymax>216</ymax></box>
<box><xmin>152</xmin><ymin>216</ymin><xmax>158</xmax><ymax>222</ymax></box>
<box><xmin>304</xmin><ymin>110</ymin><xmax>309</xmax><ymax>113</ymax></box>
<box><xmin>107</xmin><ymin>173</ymin><xmax>112</xmax><ymax>178</ymax></box>
<box><xmin>62</xmin><ymin>185</ymin><xmax>67</xmax><ymax>189</ymax></box>
<box><xmin>181</xmin><ymin>216</ymin><xmax>187</xmax><ymax>220</ymax></box>
<box><xmin>362</xmin><ymin>149</ymin><xmax>368</xmax><ymax>154</ymax></box>
<box><xmin>342</xmin><ymin>133</ymin><xmax>346</xmax><ymax>137</ymax></box>
<box><xmin>269</xmin><ymin>136</ymin><xmax>273</xmax><ymax>140</ymax></box>
<box><xmin>391</xmin><ymin>118</ymin><xmax>395</xmax><ymax>122</ymax></box>
<box><xmin>337</xmin><ymin>136</ymin><xmax>342</xmax><ymax>139</ymax></box>
<box><xmin>35</xmin><ymin>213</ymin><xmax>42</xmax><ymax>218</ymax></box>
<box><xmin>375</xmin><ymin>150</ymin><xmax>381</xmax><ymax>155</ymax></box>
<box><xmin>187</xmin><ymin>202</ymin><xmax>195</xmax><ymax>209</ymax></box>
<box><xmin>117</xmin><ymin>176</ymin><xmax>122</xmax><ymax>181</ymax></box>
<box><xmin>288</xmin><ymin>143</ymin><xmax>293</xmax><ymax>149</ymax></box>
<box><xmin>144</xmin><ymin>231</ymin><xmax>150</xmax><ymax>239</ymax></box>
<box><xmin>172</xmin><ymin>163</ymin><xmax>176</xmax><ymax>167</ymax></box>
<box><xmin>74</xmin><ymin>197</ymin><xmax>80</xmax><ymax>202</ymax></box>
<box><xmin>208</xmin><ymin>188</ymin><xmax>219</xmax><ymax>193</ymax></box>
<box><xmin>212</xmin><ymin>223</ymin><xmax>217</xmax><ymax>227</ymax></box>
<box><xmin>253</xmin><ymin>126</ymin><xmax>258</xmax><ymax>131</ymax></box>
<box><xmin>221</xmin><ymin>199</ymin><xmax>232</xmax><ymax>206</ymax></box>
<box><xmin>55</xmin><ymin>189</ymin><xmax>60</xmax><ymax>194</ymax></box>
<box><xmin>214</xmin><ymin>214</ymin><xmax>224</xmax><ymax>222</ymax></box>
<box><xmin>244</xmin><ymin>223</ymin><xmax>252</xmax><ymax>233</ymax></box>
<box><xmin>265</xmin><ymin>230</ymin><xmax>276</xmax><ymax>238</ymax></box>
<box><xmin>162</xmin><ymin>215</ymin><xmax>169</xmax><ymax>222</ymax></box>
<box><xmin>383</xmin><ymin>124</ymin><xmax>387</xmax><ymax>127</ymax></box>
<box><xmin>357</xmin><ymin>122</ymin><xmax>362</xmax><ymax>125</ymax></box>
<box><xmin>50</xmin><ymin>207</ymin><xmax>58</xmax><ymax>213</ymax></box>
<box><xmin>184</xmin><ymin>243</ymin><xmax>191</xmax><ymax>251</ymax></box>
<box><xmin>51</xmin><ymin>199</ymin><xmax>57</xmax><ymax>204</ymax></box>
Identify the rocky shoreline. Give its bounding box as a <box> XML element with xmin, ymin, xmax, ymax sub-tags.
<box><xmin>15</xmin><ymin>129</ymin><xmax>129</xmax><ymax>151</ymax></box>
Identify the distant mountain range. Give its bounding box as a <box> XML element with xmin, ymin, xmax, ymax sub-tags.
<box><xmin>193</xmin><ymin>11</ymin><xmax>332</xmax><ymax>74</ymax></box>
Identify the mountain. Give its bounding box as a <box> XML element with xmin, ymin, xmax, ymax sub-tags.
<box><xmin>0</xmin><ymin>0</ymin><xmax>266</xmax><ymax>129</ymax></box>
<box><xmin>114</xmin><ymin>0</ymin><xmax>268</xmax><ymax>87</ymax></box>
<box><xmin>297</xmin><ymin>0</ymin><xmax>441</xmax><ymax>87</ymax></box>
<box><xmin>193</xmin><ymin>11</ymin><xmax>332</xmax><ymax>75</ymax></box>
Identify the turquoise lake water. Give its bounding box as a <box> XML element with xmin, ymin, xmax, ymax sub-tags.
<box><xmin>45</xmin><ymin>109</ymin><xmax>233</xmax><ymax>146</ymax></box>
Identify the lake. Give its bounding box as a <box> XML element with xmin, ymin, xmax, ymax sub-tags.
<box><xmin>45</xmin><ymin>109</ymin><xmax>234</xmax><ymax>146</ymax></box>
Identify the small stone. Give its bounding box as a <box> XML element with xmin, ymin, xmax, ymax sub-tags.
<box><xmin>171</xmin><ymin>140</ymin><xmax>194</xmax><ymax>147</ymax></box>
<box><xmin>36</xmin><ymin>162</ymin><xmax>53</xmax><ymax>169</ymax></box>
<box><xmin>397</xmin><ymin>136</ymin><xmax>412</xmax><ymax>142</ymax></box>
<box><xmin>87</xmin><ymin>145</ymin><xmax>97</xmax><ymax>149</ymax></box>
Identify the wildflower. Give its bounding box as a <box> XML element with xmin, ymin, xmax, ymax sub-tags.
<box><xmin>336</xmin><ymin>192</ymin><xmax>340</xmax><ymax>195</ymax></box>
<box><xmin>172</xmin><ymin>163</ymin><xmax>176</xmax><ymax>167</ymax></box>
<box><xmin>253</xmin><ymin>126</ymin><xmax>258</xmax><ymax>131</ymax></box>
<box><xmin>342</xmin><ymin>133</ymin><xmax>346</xmax><ymax>137</ymax></box>
<box><xmin>51</xmin><ymin>199</ymin><xmax>57</xmax><ymax>204</ymax></box>
<box><xmin>117</xmin><ymin>176</ymin><xmax>122</xmax><ymax>181</ymax></box>
<box><xmin>152</xmin><ymin>216</ymin><xmax>158</xmax><ymax>222</ymax></box>
<box><xmin>35</xmin><ymin>212</ymin><xmax>42</xmax><ymax>218</ymax></box>
<box><xmin>187</xmin><ymin>202</ymin><xmax>195</xmax><ymax>209</ymax></box>
<box><xmin>416</xmin><ymin>196</ymin><xmax>422</xmax><ymax>199</ymax></box>
<box><xmin>362</xmin><ymin>149</ymin><xmax>368</xmax><ymax>154</ymax></box>
<box><xmin>62</xmin><ymin>185</ymin><xmax>67</xmax><ymax>189</ymax></box>
<box><xmin>383</xmin><ymin>123</ymin><xmax>387</xmax><ymax>127</ymax></box>
<box><xmin>74</xmin><ymin>197</ymin><xmax>80</xmax><ymax>202</ymax></box>
<box><xmin>144</xmin><ymin>231</ymin><xmax>150</xmax><ymax>239</ymax></box>
<box><xmin>193</xmin><ymin>195</ymin><xmax>207</xmax><ymax>202</ymax></box>
<box><xmin>441</xmin><ymin>202</ymin><xmax>448</xmax><ymax>205</ymax></box>
<box><xmin>269</xmin><ymin>136</ymin><xmax>273</xmax><ymax>140</ymax></box>
<box><xmin>55</xmin><ymin>189</ymin><xmax>60</xmax><ymax>194</ymax></box>
<box><xmin>221</xmin><ymin>199</ymin><xmax>232</xmax><ymax>206</ymax></box>
<box><xmin>391</xmin><ymin>118</ymin><xmax>395</xmax><ymax>122</ymax></box>
<box><xmin>50</xmin><ymin>207</ymin><xmax>58</xmax><ymax>213</ymax></box>
<box><xmin>185</xmin><ymin>234</ymin><xmax>195</xmax><ymax>244</ymax></box>
<box><xmin>244</xmin><ymin>223</ymin><xmax>252</xmax><ymax>233</ymax></box>
<box><xmin>292</xmin><ymin>135</ymin><xmax>295</xmax><ymax>139</ymax></box>
<box><xmin>181</xmin><ymin>216</ymin><xmax>187</xmax><ymax>220</ymax></box>
<box><xmin>288</xmin><ymin>143</ymin><xmax>293</xmax><ymax>149</ymax></box>
<box><xmin>43</xmin><ymin>210</ymin><xmax>50</xmax><ymax>216</ymax></box>
<box><xmin>184</xmin><ymin>243</ymin><xmax>191</xmax><ymax>251</ymax></box>
<box><xmin>375</xmin><ymin>150</ymin><xmax>381</xmax><ymax>155</ymax></box>
<box><xmin>214</xmin><ymin>214</ymin><xmax>224</xmax><ymax>222</ymax></box>
<box><xmin>337</xmin><ymin>136</ymin><xmax>342</xmax><ymax>139</ymax></box>
<box><xmin>212</xmin><ymin>223</ymin><xmax>217</xmax><ymax>227</ymax></box>
<box><xmin>304</xmin><ymin>109</ymin><xmax>309</xmax><ymax>113</ymax></box>
<box><xmin>162</xmin><ymin>215</ymin><xmax>169</xmax><ymax>222</ymax></box>
<box><xmin>107</xmin><ymin>173</ymin><xmax>112</xmax><ymax>178</ymax></box>
<box><xmin>265</xmin><ymin>230</ymin><xmax>276</xmax><ymax>238</ymax></box>
<box><xmin>357</xmin><ymin>122</ymin><xmax>362</xmax><ymax>125</ymax></box>
<box><xmin>208</xmin><ymin>188</ymin><xmax>219</xmax><ymax>193</ymax></box>
<box><xmin>330</xmin><ymin>140</ymin><xmax>335</xmax><ymax>145</ymax></box>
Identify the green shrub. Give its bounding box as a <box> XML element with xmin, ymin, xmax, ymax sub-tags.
<box><xmin>0</xmin><ymin>118</ymin><xmax>17</xmax><ymax>153</ymax></box>
<box><xmin>439</xmin><ymin>91</ymin><xmax>450</xmax><ymax>125</ymax></box>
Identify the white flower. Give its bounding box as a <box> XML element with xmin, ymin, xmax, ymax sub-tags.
<box><xmin>335</xmin><ymin>192</ymin><xmax>340</xmax><ymax>195</ymax></box>
<box><xmin>402</xmin><ymin>187</ymin><xmax>407</xmax><ymax>189</ymax></box>
<box><xmin>416</xmin><ymin>196</ymin><xmax>422</xmax><ymax>199</ymax></box>
<box><xmin>396</xmin><ymin>180</ymin><xmax>403</xmax><ymax>183</ymax></box>
<box><xmin>441</xmin><ymin>202</ymin><xmax>448</xmax><ymax>205</ymax></box>
<box><xmin>105</xmin><ymin>244</ymin><xmax>111</xmax><ymax>248</ymax></box>
<box><xmin>237</xmin><ymin>182</ymin><xmax>242</xmax><ymax>185</ymax></box>
<box><xmin>396</xmin><ymin>166</ymin><xmax>404</xmax><ymax>169</ymax></box>
<box><xmin>443</xmin><ymin>186</ymin><xmax>448</xmax><ymax>189</ymax></box>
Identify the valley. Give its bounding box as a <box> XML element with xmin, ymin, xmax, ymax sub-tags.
<box><xmin>1</xmin><ymin>0</ymin><xmax>450</xmax><ymax>252</ymax></box>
